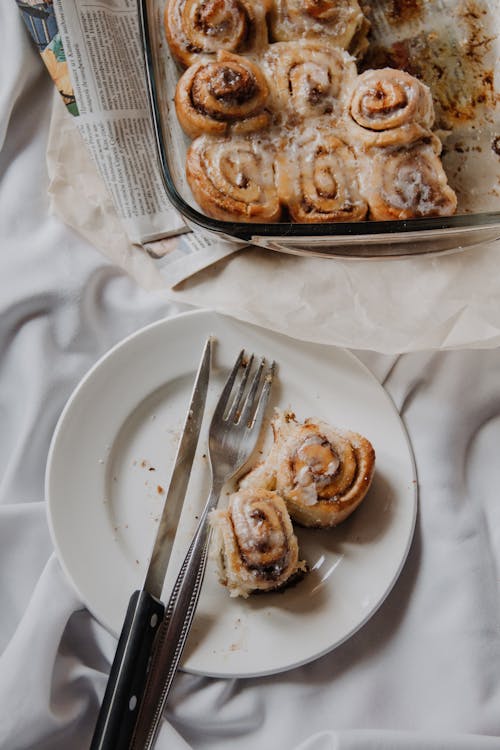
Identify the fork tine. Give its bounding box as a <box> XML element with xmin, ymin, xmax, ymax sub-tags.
<box><xmin>211</xmin><ymin>349</ymin><xmax>245</xmax><ymax>422</ymax></box>
<box><xmin>239</xmin><ymin>357</ymin><xmax>266</xmax><ymax>426</ymax></box>
<box><xmin>226</xmin><ymin>354</ymin><xmax>254</xmax><ymax>422</ymax></box>
<box><xmin>247</xmin><ymin>360</ymin><xmax>276</xmax><ymax>430</ymax></box>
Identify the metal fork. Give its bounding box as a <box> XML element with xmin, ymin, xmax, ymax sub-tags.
<box><xmin>130</xmin><ymin>350</ymin><xmax>275</xmax><ymax>750</ymax></box>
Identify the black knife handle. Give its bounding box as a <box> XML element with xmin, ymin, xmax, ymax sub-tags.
<box><xmin>90</xmin><ymin>590</ymin><xmax>165</xmax><ymax>750</ymax></box>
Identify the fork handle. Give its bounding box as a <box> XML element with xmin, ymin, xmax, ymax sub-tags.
<box><xmin>129</xmin><ymin>486</ymin><xmax>220</xmax><ymax>750</ymax></box>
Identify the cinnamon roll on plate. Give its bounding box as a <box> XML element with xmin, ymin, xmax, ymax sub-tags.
<box><xmin>269</xmin><ymin>0</ymin><xmax>370</xmax><ymax>58</ymax></box>
<box><xmin>240</xmin><ymin>410</ymin><xmax>376</xmax><ymax>528</ymax></box>
<box><xmin>210</xmin><ymin>487</ymin><xmax>307</xmax><ymax>597</ymax></box>
<box><xmin>165</xmin><ymin>0</ymin><xmax>270</xmax><ymax>68</ymax></box>
<box><xmin>277</xmin><ymin>126</ymin><xmax>368</xmax><ymax>222</ymax></box>
<box><xmin>175</xmin><ymin>51</ymin><xmax>270</xmax><ymax>138</ymax></box>
<box><xmin>186</xmin><ymin>134</ymin><xmax>281</xmax><ymax>222</ymax></box>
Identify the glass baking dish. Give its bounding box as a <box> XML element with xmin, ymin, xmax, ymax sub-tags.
<box><xmin>138</xmin><ymin>0</ymin><xmax>500</xmax><ymax>258</ymax></box>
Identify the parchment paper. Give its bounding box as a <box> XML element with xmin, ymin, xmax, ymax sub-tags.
<box><xmin>46</xmin><ymin>93</ymin><xmax>500</xmax><ymax>354</ymax></box>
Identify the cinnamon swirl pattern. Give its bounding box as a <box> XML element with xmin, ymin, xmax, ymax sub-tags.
<box><xmin>360</xmin><ymin>134</ymin><xmax>458</xmax><ymax>221</ymax></box>
<box><xmin>269</xmin><ymin>0</ymin><xmax>370</xmax><ymax>57</ymax></box>
<box><xmin>164</xmin><ymin>0</ymin><xmax>270</xmax><ymax>67</ymax></box>
<box><xmin>278</xmin><ymin>127</ymin><xmax>367</xmax><ymax>222</ymax></box>
<box><xmin>262</xmin><ymin>41</ymin><xmax>356</xmax><ymax>123</ymax></box>
<box><xmin>186</xmin><ymin>135</ymin><xmax>281</xmax><ymax>221</ymax></box>
<box><xmin>347</xmin><ymin>68</ymin><xmax>435</xmax><ymax>148</ymax></box>
<box><xmin>345</xmin><ymin>69</ymin><xmax>457</xmax><ymax>219</ymax></box>
<box><xmin>210</xmin><ymin>488</ymin><xmax>306</xmax><ymax>597</ymax></box>
<box><xmin>240</xmin><ymin>411</ymin><xmax>375</xmax><ymax>528</ymax></box>
<box><xmin>175</xmin><ymin>51</ymin><xmax>270</xmax><ymax>138</ymax></box>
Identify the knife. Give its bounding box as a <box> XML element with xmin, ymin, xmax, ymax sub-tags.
<box><xmin>90</xmin><ymin>337</ymin><xmax>212</xmax><ymax>750</ymax></box>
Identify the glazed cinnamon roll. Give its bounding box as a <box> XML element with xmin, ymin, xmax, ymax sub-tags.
<box><xmin>186</xmin><ymin>134</ymin><xmax>281</xmax><ymax>221</ymax></box>
<box><xmin>262</xmin><ymin>40</ymin><xmax>357</xmax><ymax>123</ymax></box>
<box><xmin>240</xmin><ymin>411</ymin><xmax>376</xmax><ymax>528</ymax></box>
<box><xmin>269</xmin><ymin>0</ymin><xmax>370</xmax><ymax>57</ymax></box>
<box><xmin>210</xmin><ymin>488</ymin><xmax>306</xmax><ymax>597</ymax></box>
<box><xmin>165</xmin><ymin>0</ymin><xmax>270</xmax><ymax>67</ymax></box>
<box><xmin>347</xmin><ymin>68</ymin><xmax>435</xmax><ymax>147</ymax></box>
<box><xmin>360</xmin><ymin>134</ymin><xmax>458</xmax><ymax>220</ymax></box>
<box><xmin>175</xmin><ymin>52</ymin><xmax>270</xmax><ymax>138</ymax></box>
<box><xmin>277</xmin><ymin>127</ymin><xmax>368</xmax><ymax>222</ymax></box>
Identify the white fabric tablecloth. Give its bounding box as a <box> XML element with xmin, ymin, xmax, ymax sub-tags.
<box><xmin>1</xmin><ymin>4</ymin><xmax>500</xmax><ymax>748</ymax></box>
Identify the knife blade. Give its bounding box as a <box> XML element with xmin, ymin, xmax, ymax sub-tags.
<box><xmin>90</xmin><ymin>337</ymin><xmax>212</xmax><ymax>750</ymax></box>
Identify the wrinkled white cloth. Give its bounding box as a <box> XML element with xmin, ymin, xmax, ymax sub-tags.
<box><xmin>1</xmin><ymin>3</ymin><xmax>500</xmax><ymax>749</ymax></box>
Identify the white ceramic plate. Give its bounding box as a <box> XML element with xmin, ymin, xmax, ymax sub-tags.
<box><xmin>46</xmin><ymin>309</ymin><xmax>417</xmax><ymax>678</ymax></box>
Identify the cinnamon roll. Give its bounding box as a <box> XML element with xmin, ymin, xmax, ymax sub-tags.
<box><xmin>186</xmin><ymin>134</ymin><xmax>281</xmax><ymax>221</ymax></box>
<box><xmin>277</xmin><ymin>127</ymin><xmax>368</xmax><ymax>222</ymax></box>
<box><xmin>269</xmin><ymin>0</ymin><xmax>370</xmax><ymax>57</ymax></box>
<box><xmin>347</xmin><ymin>68</ymin><xmax>435</xmax><ymax>147</ymax></box>
<box><xmin>360</xmin><ymin>134</ymin><xmax>458</xmax><ymax>220</ymax></box>
<box><xmin>210</xmin><ymin>488</ymin><xmax>306</xmax><ymax>597</ymax></box>
<box><xmin>240</xmin><ymin>411</ymin><xmax>376</xmax><ymax>528</ymax></box>
<box><xmin>262</xmin><ymin>40</ymin><xmax>357</xmax><ymax>124</ymax></box>
<box><xmin>165</xmin><ymin>0</ymin><xmax>270</xmax><ymax>67</ymax></box>
<box><xmin>175</xmin><ymin>52</ymin><xmax>270</xmax><ymax>138</ymax></box>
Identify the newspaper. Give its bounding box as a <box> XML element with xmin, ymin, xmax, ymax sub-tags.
<box><xmin>45</xmin><ymin>90</ymin><xmax>244</xmax><ymax>289</ymax></box>
<box><xmin>52</xmin><ymin>0</ymin><xmax>185</xmax><ymax>244</ymax></box>
<box><xmin>15</xmin><ymin>0</ymin><xmax>239</xmax><ymax>284</ymax></box>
